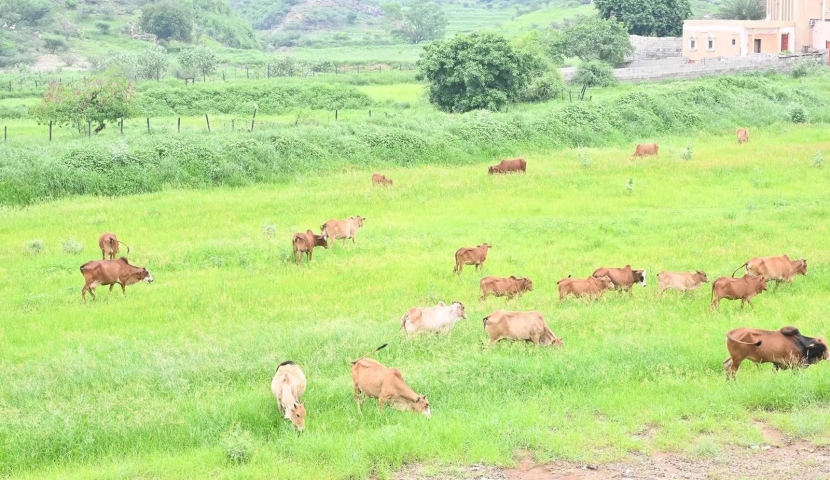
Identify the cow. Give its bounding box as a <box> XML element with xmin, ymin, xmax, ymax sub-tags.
<box><xmin>479</xmin><ymin>275</ymin><xmax>534</xmax><ymax>301</ymax></box>
<box><xmin>350</xmin><ymin>344</ymin><xmax>430</xmax><ymax>418</ymax></box>
<box><xmin>710</xmin><ymin>274</ymin><xmax>768</xmax><ymax>310</ymax></box>
<box><xmin>657</xmin><ymin>270</ymin><xmax>709</xmax><ymax>295</ymax></box>
<box><xmin>321</xmin><ymin>216</ymin><xmax>365</xmax><ymax>246</ymax></box>
<box><xmin>453</xmin><ymin>243</ymin><xmax>491</xmax><ymax>275</ymax></box>
<box><xmin>80</xmin><ymin>257</ymin><xmax>153</xmax><ymax>303</ymax></box>
<box><xmin>271</xmin><ymin>361</ymin><xmax>307</xmax><ymax>431</ymax></box>
<box><xmin>98</xmin><ymin>232</ymin><xmax>131</xmax><ymax>260</ymax></box>
<box><xmin>488</xmin><ymin>158</ymin><xmax>526</xmax><ymax>174</ymax></box>
<box><xmin>400</xmin><ymin>301</ymin><xmax>467</xmax><ymax>337</ymax></box>
<box><xmin>732</xmin><ymin>255</ymin><xmax>807</xmax><ymax>290</ymax></box>
<box><xmin>723</xmin><ymin>326</ymin><xmax>829</xmax><ymax>380</ymax></box>
<box><xmin>736</xmin><ymin>128</ymin><xmax>749</xmax><ymax>144</ymax></box>
<box><xmin>591</xmin><ymin>265</ymin><xmax>646</xmax><ymax>295</ymax></box>
<box><xmin>372</xmin><ymin>173</ymin><xmax>393</xmax><ymax>186</ymax></box>
<box><xmin>556</xmin><ymin>274</ymin><xmax>614</xmax><ymax>301</ymax></box>
<box><xmin>292</xmin><ymin>229</ymin><xmax>329</xmax><ymax>264</ymax></box>
<box><xmin>629</xmin><ymin>143</ymin><xmax>659</xmax><ymax>159</ymax></box>
<box><xmin>482</xmin><ymin>310</ymin><xmax>563</xmax><ymax>346</ymax></box>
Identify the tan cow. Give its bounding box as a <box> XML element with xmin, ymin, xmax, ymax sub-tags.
<box><xmin>557</xmin><ymin>274</ymin><xmax>614</xmax><ymax>301</ymax></box>
<box><xmin>400</xmin><ymin>301</ymin><xmax>467</xmax><ymax>337</ymax></box>
<box><xmin>629</xmin><ymin>143</ymin><xmax>659</xmax><ymax>159</ymax></box>
<box><xmin>321</xmin><ymin>216</ymin><xmax>365</xmax><ymax>246</ymax></box>
<box><xmin>372</xmin><ymin>173</ymin><xmax>393</xmax><ymax>186</ymax></box>
<box><xmin>350</xmin><ymin>344</ymin><xmax>431</xmax><ymax>418</ymax></box>
<box><xmin>271</xmin><ymin>361</ymin><xmax>307</xmax><ymax>431</ymax></box>
<box><xmin>657</xmin><ymin>270</ymin><xmax>709</xmax><ymax>295</ymax></box>
<box><xmin>732</xmin><ymin>255</ymin><xmax>807</xmax><ymax>289</ymax></box>
<box><xmin>488</xmin><ymin>158</ymin><xmax>526</xmax><ymax>174</ymax></box>
<box><xmin>98</xmin><ymin>232</ymin><xmax>131</xmax><ymax>260</ymax></box>
<box><xmin>483</xmin><ymin>310</ymin><xmax>563</xmax><ymax>346</ymax></box>
<box><xmin>736</xmin><ymin>128</ymin><xmax>749</xmax><ymax>144</ymax></box>
<box><xmin>591</xmin><ymin>265</ymin><xmax>646</xmax><ymax>295</ymax></box>
<box><xmin>292</xmin><ymin>229</ymin><xmax>329</xmax><ymax>264</ymax></box>
<box><xmin>480</xmin><ymin>275</ymin><xmax>534</xmax><ymax>301</ymax></box>
<box><xmin>724</xmin><ymin>326</ymin><xmax>829</xmax><ymax>380</ymax></box>
<box><xmin>710</xmin><ymin>274</ymin><xmax>768</xmax><ymax>310</ymax></box>
<box><xmin>453</xmin><ymin>243</ymin><xmax>491</xmax><ymax>275</ymax></box>
<box><xmin>80</xmin><ymin>257</ymin><xmax>153</xmax><ymax>302</ymax></box>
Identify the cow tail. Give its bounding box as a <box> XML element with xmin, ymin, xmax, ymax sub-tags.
<box><xmin>482</xmin><ymin>316</ymin><xmax>489</xmax><ymax>328</ymax></box>
<box><xmin>731</xmin><ymin>263</ymin><xmax>748</xmax><ymax>277</ymax></box>
<box><xmin>727</xmin><ymin>333</ymin><xmax>762</xmax><ymax>346</ymax></box>
<box><xmin>351</xmin><ymin>344</ymin><xmax>388</xmax><ymax>364</ymax></box>
<box><xmin>400</xmin><ymin>314</ymin><xmax>408</xmax><ymax>331</ymax></box>
<box><xmin>118</xmin><ymin>241</ymin><xmax>131</xmax><ymax>255</ymax></box>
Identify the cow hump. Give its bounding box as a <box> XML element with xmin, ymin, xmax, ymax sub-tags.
<box><xmin>780</xmin><ymin>326</ymin><xmax>800</xmax><ymax>337</ymax></box>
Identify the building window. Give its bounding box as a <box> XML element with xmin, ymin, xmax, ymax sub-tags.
<box><xmin>690</xmin><ymin>38</ymin><xmax>697</xmax><ymax>50</ymax></box>
<box><xmin>732</xmin><ymin>38</ymin><xmax>736</xmax><ymax>45</ymax></box>
<box><xmin>707</xmin><ymin>38</ymin><xmax>715</xmax><ymax>50</ymax></box>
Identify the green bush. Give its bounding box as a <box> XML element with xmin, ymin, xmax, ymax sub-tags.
<box><xmin>786</xmin><ymin>103</ymin><xmax>809</xmax><ymax>123</ymax></box>
<box><xmin>221</xmin><ymin>424</ymin><xmax>255</xmax><ymax>465</ymax></box>
<box><xmin>23</xmin><ymin>239</ymin><xmax>45</xmax><ymax>255</ymax></box>
<box><xmin>571</xmin><ymin>60</ymin><xmax>617</xmax><ymax>87</ymax></box>
<box><xmin>791</xmin><ymin>59</ymin><xmax>823</xmax><ymax>78</ymax></box>
<box><xmin>61</xmin><ymin>237</ymin><xmax>84</xmax><ymax>254</ymax></box>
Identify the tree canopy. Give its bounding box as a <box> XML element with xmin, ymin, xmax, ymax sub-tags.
<box><xmin>594</xmin><ymin>0</ymin><xmax>691</xmax><ymax>37</ymax></box>
<box><xmin>178</xmin><ymin>46</ymin><xmax>218</xmax><ymax>77</ymax></box>
<box><xmin>716</xmin><ymin>0</ymin><xmax>765</xmax><ymax>20</ymax></box>
<box><xmin>140</xmin><ymin>1</ymin><xmax>194</xmax><ymax>42</ymax></box>
<box><xmin>563</xmin><ymin>16</ymin><xmax>634</xmax><ymax>66</ymax></box>
<box><xmin>382</xmin><ymin>0</ymin><xmax>447</xmax><ymax>44</ymax></box>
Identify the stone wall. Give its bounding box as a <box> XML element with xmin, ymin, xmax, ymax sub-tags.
<box><xmin>625</xmin><ymin>35</ymin><xmax>683</xmax><ymax>62</ymax></box>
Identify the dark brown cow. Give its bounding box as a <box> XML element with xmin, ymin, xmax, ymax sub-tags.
<box><xmin>372</xmin><ymin>173</ymin><xmax>393</xmax><ymax>186</ymax></box>
<box><xmin>723</xmin><ymin>326</ymin><xmax>829</xmax><ymax>380</ymax></box>
<box><xmin>80</xmin><ymin>257</ymin><xmax>153</xmax><ymax>302</ymax></box>
<box><xmin>710</xmin><ymin>274</ymin><xmax>768</xmax><ymax>310</ymax></box>
<box><xmin>488</xmin><ymin>158</ymin><xmax>526</xmax><ymax>174</ymax></box>
<box><xmin>591</xmin><ymin>265</ymin><xmax>646</xmax><ymax>295</ymax></box>
<box><xmin>629</xmin><ymin>143</ymin><xmax>659</xmax><ymax>159</ymax></box>
<box><xmin>480</xmin><ymin>275</ymin><xmax>533</xmax><ymax>301</ymax></box>
<box><xmin>98</xmin><ymin>232</ymin><xmax>131</xmax><ymax>260</ymax></box>
<box><xmin>292</xmin><ymin>230</ymin><xmax>329</xmax><ymax>264</ymax></box>
<box><xmin>557</xmin><ymin>274</ymin><xmax>614</xmax><ymax>301</ymax></box>
<box><xmin>453</xmin><ymin>243</ymin><xmax>491</xmax><ymax>275</ymax></box>
<box><xmin>732</xmin><ymin>255</ymin><xmax>807</xmax><ymax>289</ymax></box>
<box><xmin>736</xmin><ymin>128</ymin><xmax>749</xmax><ymax>144</ymax></box>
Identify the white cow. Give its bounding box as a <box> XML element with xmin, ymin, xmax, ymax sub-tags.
<box><xmin>271</xmin><ymin>361</ymin><xmax>307</xmax><ymax>431</ymax></box>
<box><xmin>400</xmin><ymin>301</ymin><xmax>467</xmax><ymax>337</ymax></box>
<box><xmin>320</xmin><ymin>216</ymin><xmax>365</xmax><ymax>246</ymax></box>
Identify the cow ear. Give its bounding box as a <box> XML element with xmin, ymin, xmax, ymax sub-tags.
<box><xmin>437</xmin><ymin>301</ymin><xmax>446</xmax><ymax>306</ymax></box>
<box><xmin>415</xmin><ymin>396</ymin><xmax>421</xmax><ymax>402</ymax></box>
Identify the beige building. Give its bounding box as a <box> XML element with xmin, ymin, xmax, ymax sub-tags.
<box><xmin>682</xmin><ymin>0</ymin><xmax>830</xmax><ymax>60</ymax></box>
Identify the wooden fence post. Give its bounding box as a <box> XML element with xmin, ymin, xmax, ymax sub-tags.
<box><xmin>178</xmin><ymin>117</ymin><xmax>181</xmax><ymax>133</ymax></box>
<box><xmin>369</xmin><ymin>110</ymin><xmax>371</xmax><ymax>118</ymax></box>
<box><xmin>250</xmin><ymin>108</ymin><xmax>257</xmax><ymax>131</ymax></box>
<box><xmin>146</xmin><ymin>118</ymin><xmax>150</xmax><ymax>134</ymax></box>
<box><xmin>205</xmin><ymin>113</ymin><xmax>210</xmax><ymax>132</ymax></box>
<box><xmin>120</xmin><ymin>118</ymin><xmax>123</xmax><ymax>135</ymax></box>
<box><xmin>87</xmin><ymin>121</ymin><xmax>91</xmax><ymax>137</ymax></box>
<box><xmin>246</xmin><ymin>66</ymin><xmax>249</xmax><ymax>79</ymax></box>
<box><xmin>232</xmin><ymin>119</ymin><xmax>235</xmax><ymax>131</ymax></box>
<box><xmin>335</xmin><ymin>109</ymin><xmax>338</xmax><ymax>121</ymax></box>
<box><xmin>3</xmin><ymin>126</ymin><xmax>6</xmax><ymax>142</ymax></box>
<box><xmin>49</xmin><ymin>121</ymin><xmax>52</xmax><ymax>141</ymax></box>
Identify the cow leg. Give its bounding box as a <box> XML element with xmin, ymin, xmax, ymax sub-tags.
<box><xmin>81</xmin><ymin>285</ymin><xmax>89</xmax><ymax>303</ymax></box>
<box><xmin>454</xmin><ymin>263</ymin><xmax>461</xmax><ymax>275</ymax></box>
<box><xmin>120</xmin><ymin>282</ymin><xmax>127</xmax><ymax>296</ymax></box>
<box><xmin>746</xmin><ymin>297</ymin><xmax>755</xmax><ymax>309</ymax></box>
<box><xmin>307</xmin><ymin>249</ymin><xmax>313</xmax><ymax>263</ymax></box>
<box><xmin>377</xmin><ymin>395</ymin><xmax>388</xmax><ymax>412</ymax></box>
<box><xmin>530</xmin><ymin>332</ymin><xmax>542</xmax><ymax>346</ymax></box>
<box><xmin>710</xmin><ymin>297</ymin><xmax>719</xmax><ymax>310</ymax></box>
<box><xmin>353</xmin><ymin>386</ymin><xmax>363</xmax><ymax>415</ymax></box>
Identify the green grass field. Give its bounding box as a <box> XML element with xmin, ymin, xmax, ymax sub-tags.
<box><xmin>2</xmin><ymin>124</ymin><xmax>830</xmax><ymax>479</ymax></box>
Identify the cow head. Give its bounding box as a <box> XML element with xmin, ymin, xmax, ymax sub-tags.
<box><xmin>451</xmin><ymin>301</ymin><xmax>467</xmax><ymax>319</ymax></box>
<box><xmin>597</xmin><ymin>275</ymin><xmax>614</xmax><ymax>290</ymax></box>
<box><xmin>795</xmin><ymin>259</ymin><xmax>807</xmax><ymax>276</ymax></box>
<box><xmin>488</xmin><ymin>166</ymin><xmax>495</xmax><ymax>174</ymax></box>
<box><xmin>633</xmin><ymin>269</ymin><xmax>646</xmax><ymax>287</ymax></box>
<box><xmin>695</xmin><ymin>270</ymin><xmax>709</xmax><ymax>283</ymax></box>
<box><xmin>314</xmin><ymin>232</ymin><xmax>329</xmax><ymax>249</ymax></box>
<box><xmin>351</xmin><ymin>216</ymin><xmax>366</xmax><ymax>228</ymax></box>
<box><xmin>550</xmin><ymin>336</ymin><xmax>564</xmax><ymax>347</ymax></box>
<box><xmin>411</xmin><ymin>395</ymin><xmax>431</xmax><ymax>418</ymax></box>
<box><xmin>479</xmin><ymin>243</ymin><xmax>491</xmax><ymax>251</ymax></box>
<box><xmin>804</xmin><ymin>337</ymin><xmax>829</xmax><ymax>364</ymax></box>
<box><xmin>140</xmin><ymin>268</ymin><xmax>154</xmax><ymax>283</ymax></box>
<box><xmin>756</xmin><ymin>276</ymin><xmax>769</xmax><ymax>293</ymax></box>
<box><xmin>285</xmin><ymin>402</ymin><xmax>306</xmax><ymax>431</ymax></box>
<box><xmin>521</xmin><ymin>278</ymin><xmax>534</xmax><ymax>292</ymax></box>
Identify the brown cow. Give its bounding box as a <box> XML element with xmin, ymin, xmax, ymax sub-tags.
<box><xmin>629</xmin><ymin>143</ymin><xmax>659</xmax><ymax>159</ymax></box>
<box><xmin>372</xmin><ymin>173</ymin><xmax>393</xmax><ymax>186</ymax></box>
<box><xmin>321</xmin><ymin>216</ymin><xmax>365</xmax><ymax>246</ymax></box>
<box><xmin>453</xmin><ymin>243</ymin><xmax>491</xmax><ymax>275</ymax></box>
<box><xmin>480</xmin><ymin>275</ymin><xmax>534</xmax><ymax>301</ymax></box>
<box><xmin>80</xmin><ymin>257</ymin><xmax>153</xmax><ymax>303</ymax></box>
<box><xmin>657</xmin><ymin>270</ymin><xmax>709</xmax><ymax>295</ymax></box>
<box><xmin>350</xmin><ymin>344</ymin><xmax>431</xmax><ymax>418</ymax></box>
<box><xmin>488</xmin><ymin>158</ymin><xmax>526</xmax><ymax>174</ymax></box>
<box><xmin>557</xmin><ymin>274</ymin><xmax>614</xmax><ymax>301</ymax></box>
<box><xmin>736</xmin><ymin>128</ymin><xmax>749</xmax><ymax>144</ymax></box>
<box><xmin>292</xmin><ymin>230</ymin><xmax>329</xmax><ymax>264</ymax></box>
<box><xmin>483</xmin><ymin>310</ymin><xmax>563</xmax><ymax>346</ymax></box>
<box><xmin>591</xmin><ymin>265</ymin><xmax>646</xmax><ymax>295</ymax></box>
<box><xmin>723</xmin><ymin>326</ymin><xmax>829</xmax><ymax>380</ymax></box>
<box><xmin>732</xmin><ymin>255</ymin><xmax>807</xmax><ymax>290</ymax></box>
<box><xmin>98</xmin><ymin>232</ymin><xmax>131</xmax><ymax>260</ymax></box>
<box><xmin>710</xmin><ymin>274</ymin><xmax>768</xmax><ymax>310</ymax></box>
<box><xmin>271</xmin><ymin>361</ymin><xmax>307</xmax><ymax>431</ymax></box>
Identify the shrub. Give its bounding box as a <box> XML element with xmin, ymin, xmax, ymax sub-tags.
<box><xmin>786</xmin><ymin>103</ymin><xmax>809</xmax><ymax>123</ymax></box>
<box><xmin>680</xmin><ymin>145</ymin><xmax>693</xmax><ymax>160</ymax></box>
<box><xmin>811</xmin><ymin>151</ymin><xmax>824</xmax><ymax>168</ymax></box>
<box><xmin>572</xmin><ymin>60</ymin><xmax>617</xmax><ymax>87</ymax></box>
<box><xmin>262</xmin><ymin>223</ymin><xmax>277</xmax><ymax>238</ymax></box>
<box><xmin>61</xmin><ymin>237</ymin><xmax>84</xmax><ymax>254</ymax></box>
<box><xmin>791</xmin><ymin>59</ymin><xmax>823</xmax><ymax>78</ymax></box>
<box><xmin>24</xmin><ymin>239</ymin><xmax>45</xmax><ymax>255</ymax></box>
<box><xmin>518</xmin><ymin>70</ymin><xmax>563</xmax><ymax>103</ymax></box>
<box><xmin>95</xmin><ymin>22</ymin><xmax>111</xmax><ymax>35</ymax></box>
<box><xmin>42</xmin><ymin>35</ymin><xmax>68</xmax><ymax>54</ymax></box>
<box><xmin>65</xmin><ymin>0</ymin><xmax>77</xmax><ymax>9</ymax></box>
<box><xmin>221</xmin><ymin>424</ymin><xmax>255</xmax><ymax>465</ymax></box>
<box><xmin>578</xmin><ymin>152</ymin><xmax>592</xmax><ymax>167</ymax></box>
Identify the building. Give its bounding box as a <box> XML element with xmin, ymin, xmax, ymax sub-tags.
<box><xmin>682</xmin><ymin>0</ymin><xmax>830</xmax><ymax>60</ymax></box>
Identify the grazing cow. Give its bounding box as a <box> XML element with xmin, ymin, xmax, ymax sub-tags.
<box><xmin>350</xmin><ymin>344</ymin><xmax>430</xmax><ymax>418</ymax></box>
<box><xmin>479</xmin><ymin>275</ymin><xmax>534</xmax><ymax>301</ymax></box>
<box><xmin>657</xmin><ymin>270</ymin><xmax>709</xmax><ymax>295</ymax></box>
<box><xmin>372</xmin><ymin>173</ymin><xmax>393</xmax><ymax>186</ymax></box>
<box><xmin>483</xmin><ymin>310</ymin><xmax>563</xmax><ymax>346</ymax></box>
<box><xmin>453</xmin><ymin>243</ymin><xmax>491</xmax><ymax>275</ymax></box>
<box><xmin>630</xmin><ymin>143</ymin><xmax>659</xmax><ymax>159</ymax></box>
<box><xmin>400</xmin><ymin>301</ymin><xmax>467</xmax><ymax>337</ymax></box>
<box><xmin>732</xmin><ymin>255</ymin><xmax>807</xmax><ymax>289</ymax></box>
<box><xmin>271</xmin><ymin>361</ymin><xmax>307</xmax><ymax>431</ymax></box>
<box><xmin>321</xmin><ymin>216</ymin><xmax>365</xmax><ymax>246</ymax></box>
<box><xmin>557</xmin><ymin>274</ymin><xmax>614</xmax><ymax>301</ymax></box>
<box><xmin>98</xmin><ymin>232</ymin><xmax>131</xmax><ymax>260</ymax></box>
<box><xmin>591</xmin><ymin>265</ymin><xmax>646</xmax><ymax>295</ymax></box>
<box><xmin>488</xmin><ymin>158</ymin><xmax>526</xmax><ymax>174</ymax></box>
<box><xmin>292</xmin><ymin>229</ymin><xmax>329</xmax><ymax>264</ymax></box>
<box><xmin>80</xmin><ymin>257</ymin><xmax>153</xmax><ymax>302</ymax></box>
<box><xmin>736</xmin><ymin>128</ymin><xmax>749</xmax><ymax>144</ymax></box>
<box><xmin>710</xmin><ymin>274</ymin><xmax>768</xmax><ymax>310</ymax></box>
<box><xmin>723</xmin><ymin>326</ymin><xmax>829</xmax><ymax>380</ymax></box>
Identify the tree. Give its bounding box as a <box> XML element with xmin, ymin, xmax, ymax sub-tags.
<box><xmin>572</xmin><ymin>60</ymin><xmax>618</xmax><ymax>87</ymax></box>
<box><xmin>417</xmin><ymin>32</ymin><xmax>536</xmax><ymax>112</ymax></box>
<box><xmin>42</xmin><ymin>35</ymin><xmax>68</xmax><ymax>54</ymax></box>
<box><xmin>137</xmin><ymin>45</ymin><xmax>169</xmax><ymax>81</ymax></box>
<box><xmin>563</xmin><ymin>16</ymin><xmax>634</xmax><ymax>66</ymax></box>
<box><xmin>716</xmin><ymin>0</ymin><xmax>765</xmax><ymax>20</ymax></box>
<box><xmin>95</xmin><ymin>21</ymin><xmax>111</xmax><ymax>35</ymax></box>
<box><xmin>139</xmin><ymin>1</ymin><xmax>193</xmax><ymax>42</ymax></box>
<box><xmin>594</xmin><ymin>0</ymin><xmax>691</xmax><ymax>37</ymax></box>
<box><xmin>511</xmin><ymin>29</ymin><xmax>568</xmax><ymax>66</ymax></box>
<box><xmin>382</xmin><ymin>0</ymin><xmax>447</xmax><ymax>44</ymax></box>
<box><xmin>178</xmin><ymin>46</ymin><xmax>218</xmax><ymax>78</ymax></box>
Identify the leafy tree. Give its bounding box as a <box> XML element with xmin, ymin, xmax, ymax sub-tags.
<box><xmin>511</xmin><ymin>29</ymin><xmax>567</xmax><ymax>66</ymax></box>
<box><xmin>382</xmin><ymin>0</ymin><xmax>447</xmax><ymax>44</ymax></box>
<box><xmin>716</xmin><ymin>0</ymin><xmax>765</xmax><ymax>20</ymax></box>
<box><xmin>140</xmin><ymin>1</ymin><xmax>193</xmax><ymax>42</ymax></box>
<box><xmin>137</xmin><ymin>45</ymin><xmax>169</xmax><ymax>81</ymax></box>
<box><xmin>1</xmin><ymin>0</ymin><xmax>53</xmax><ymax>26</ymax></box>
<box><xmin>594</xmin><ymin>0</ymin><xmax>691</xmax><ymax>36</ymax></box>
<box><xmin>42</xmin><ymin>35</ymin><xmax>68</xmax><ymax>54</ymax></box>
<box><xmin>417</xmin><ymin>32</ymin><xmax>536</xmax><ymax>112</ymax></box>
<box><xmin>178</xmin><ymin>46</ymin><xmax>218</xmax><ymax>77</ymax></box>
<box><xmin>572</xmin><ymin>60</ymin><xmax>618</xmax><ymax>87</ymax></box>
<box><xmin>95</xmin><ymin>21</ymin><xmax>111</xmax><ymax>35</ymax></box>
<box><xmin>563</xmin><ymin>16</ymin><xmax>633</xmax><ymax>66</ymax></box>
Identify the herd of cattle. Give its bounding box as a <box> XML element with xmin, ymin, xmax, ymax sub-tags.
<box><xmin>76</xmin><ymin>133</ymin><xmax>829</xmax><ymax>431</ymax></box>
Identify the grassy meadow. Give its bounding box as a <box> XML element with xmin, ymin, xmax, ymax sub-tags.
<box><xmin>2</xmin><ymin>125</ymin><xmax>830</xmax><ymax>478</ymax></box>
